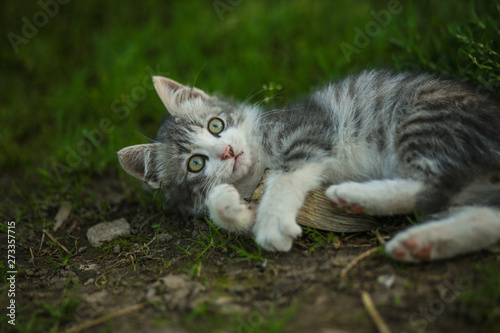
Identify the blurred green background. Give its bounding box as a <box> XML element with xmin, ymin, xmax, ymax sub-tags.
<box><xmin>1</xmin><ymin>0</ymin><xmax>499</xmax><ymax>191</ymax></box>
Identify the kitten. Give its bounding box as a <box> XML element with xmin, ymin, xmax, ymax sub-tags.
<box><xmin>118</xmin><ymin>70</ymin><xmax>500</xmax><ymax>263</ymax></box>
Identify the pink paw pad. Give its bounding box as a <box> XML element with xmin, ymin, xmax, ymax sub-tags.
<box><xmin>392</xmin><ymin>248</ymin><xmax>407</xmax><ymax>259</ymax></box>
<box><xmin>329</xmin><ymin>198</ymin><xmax>364</xmax><ymax>214</ymax></box>
<box><xmin>403</xmin><ymin>239</ymin><xmax>418</xmax><ymax>249</ymax></box>
<box><xmin>350</xmin><ymin>203</ymin><xmax>364</xmax><ymax>214</ymax></box>
<box><xmin>391</xmin><ymin>239</ymin><xmax>432</xmax><ymax>261</ymax></box>
<box><xmin>415</xmin><ymin>244</ymin><xmax>432</xmax><ymax>260</ymax></box>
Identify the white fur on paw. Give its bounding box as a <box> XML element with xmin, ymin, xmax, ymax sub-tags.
<box><xmin>253</xmin><ymin>213</ymin><xmax>302</xmax><ymax>252</ymax></box>
<box><xmin>206</xmin><ymin>184</ymin><xmax>255</xmax><ymax>233</ymax></box>
<box><xmin>386</xmin><ymin>207</ymin><xmax>499</xmax><ymax>263</ymax></box>
<box><xmin>325</xmin><ymin>182</ymin><xmax>372</xmax><ymax>214</ymax></box>
<box><xmin>326</xmin><ymin>179</ymin><xmax>422</xmax><ymax>216</ymax></box>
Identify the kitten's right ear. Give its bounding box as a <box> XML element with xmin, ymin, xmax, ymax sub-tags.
<box><xmin>117</xmin><ymin>143</ymin><xmax>163</xmax><ymax>189</ymax></box>
<box><xmin>153</xmin><ymin>76</ymin><xmax>210</xmax><ymax>116</ymax></box>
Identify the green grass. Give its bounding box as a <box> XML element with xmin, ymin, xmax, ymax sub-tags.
<box><xmin>302</xmin><ymin>227</ymin><xmax>341</xmax><ymax>252</ymax></box>
<box><xmin>172</xmin><ymin>218</ymin><xmax>270</xmax><ymax>272</ymax></box>
<box><xmin>1</xmin><ymin>0</ymin><xmax>499</xmax><ymax>195</ymax></box>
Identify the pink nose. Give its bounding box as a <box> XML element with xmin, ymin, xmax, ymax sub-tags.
<box><xmin>221</xmin><ymin>145</ymin><xmax>235</xmax><ymax>160</ymax></box>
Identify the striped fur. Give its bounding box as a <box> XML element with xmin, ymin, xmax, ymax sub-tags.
<box><xmin>118</xmin><ymin>70</ymin><xmax>500</xmax><ymax>261</ymax></box>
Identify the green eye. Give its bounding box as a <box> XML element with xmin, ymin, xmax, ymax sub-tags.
<box><xmin>188</xmin><ymin>155</ymin><xmax>205</xmax><ymax>173</ymax></box>
<box><xmin>208</xmin><ymin>117</ymin><xmax>225</xmax><ymax>136</ymax></box>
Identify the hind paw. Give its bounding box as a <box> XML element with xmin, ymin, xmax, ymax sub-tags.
<box><xmin>325</xmin><ymin>183</ymin><xmax>369</xmax><ymax>214</ymax></box>
<box><xmin>388</xmin><ymin>239</ymin><xmax>432</xmax><ymax>262</ymax></box>
<box><xmin>386</xmin><ymin>232</ymin><xmax>434</xmax><ymax>262</ymax></box>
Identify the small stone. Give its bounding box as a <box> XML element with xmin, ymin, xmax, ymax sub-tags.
<box><xmin>85</xmin><ymin>290</ymin><xmax>110</xmax><ymax>305</ymax></box>
<box><xmin>37</xmin><ymin>269</ymin><xmax>48</xmax><ymax>277</ymax></box>
<box><xmin>87</xmin><ymin>218</ymin><xmax>131</xmax><ymax>247</ymax></box>
<box><xmin>84</xmin><ymin>278</ymin><xmax>95</xmax><ymax>285</ymax></box>
<box><xmin>377</xmin><ymin>274</ymin><xmax>396</xmax><ymax>289</ymax></box>
<box><xmin>79</xmin><ymin>263</ymin><xmax>98</xmax><ymax>271</ymax></box>
<box><xmin>146</xmin><ymin>287</ymin><xmax>157</xmax><ymax>299</ymax></box>
<box><xmin>114</xmin><ymin>245</ymin><xmax>121</xmax><ymax>253</ymax></box>
<box><xmin>218</xmin><ymin>302</ymin><xmax>245</xmax><ymax>315</ymax></box>
<box><xmin>159</xmin><ymin>274</ymin><xmax>190</xmax><ymax>289</ymax></box>
<box><xmin>156</xmin><ymin>233</ymin><xmax>173</xmax><ymax>242</ymax></box>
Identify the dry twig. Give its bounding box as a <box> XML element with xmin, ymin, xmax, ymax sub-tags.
<box><xmin>375</xmin><ymin>229</ymin><xmax>386</xmax><ymax>246</ymax></box>
<box><xmin>361</xmin><ymin>291</ymin><xmax>391</xmax><ymax>333</ymax></box>
<box><xmin>340</xmin><ymin>247</ymin><xmax>378</xmax><ymax>280</ymax></box>
<box><xmin>60</xmin><ymin>303</ymin><xmax>145</xmax><ymax>333</ymax></box>
<box><xmin>29</xmin><ymin>247</ymin><xmax>35</xmax><ymax>267</ymax></box>
<box><xmin>38</xmin><ymin>232</ymin><xmax>45</xmax><ymax>256</ymax></box>
<box><xmin>54</xmin><ymin>202</ymin><xmax>72</xmax><ymax>231</ymax></box>
<box><xmin>43</xmin><ymin>229</ymin><xmax>71</xmax><ymax>254</ymax></box>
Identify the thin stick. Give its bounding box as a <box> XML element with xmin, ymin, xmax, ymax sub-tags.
<box><xmin>38</xmin><ymin>232</ymin><xmax>45</xmax><ymax>256</ymax></box>
<box><xmin>43</xmin><ymin>229</ymin><xmax>70</xmax><ymax>254</ymax></box>
<box><xmin>29</xmin><ymin>247</ymin><xmax>35</xmax><ymax>267</ymax></box>
<box><xmin>361</xmin><ymin>291</ymin><xmax>391</xmax><ymax>333</ymax></box>
<box><xmin>60</xmin><ymin>303</ymin><xmax>145</xmax><ymax>333</ymax></box>
<box><xmin>340</xmin><ymin>247</ymin><xmax>378</xmax><ymax>280</ymax></box>
<box><xmin>375</xmin><ymin>229</ymin><xmax>386</xmax><ymax>247</ymax></box>
<box><xmin>54</xmin><ymin>202</ymin><xmax>72</xmax><ymax>231</ymax></box>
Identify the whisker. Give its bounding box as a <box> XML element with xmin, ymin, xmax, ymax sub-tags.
<box><xmin>243</xmin><ymin>88</ymin><xmax>267</xmax><ymax>105</ymax></box>
<box><xmin>134</xmin><ymin>131</ymin><xmax>156</xmax><ymax>143</ymax></box>
<box><xmin>192</xmin><ymin>63</ymin><xmax>207</xmax><ymax>88</ymax></box>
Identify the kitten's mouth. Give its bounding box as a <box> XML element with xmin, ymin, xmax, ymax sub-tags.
<box><xmin>232</xmin><ymin>152</ymin><xmax>244</xmax><ymax>172</ymax></box>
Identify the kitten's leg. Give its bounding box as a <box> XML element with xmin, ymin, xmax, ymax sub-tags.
<box><xmin>325</xmin><ymin>179</ymin><xmax>424</xmax><ymax>215</ymax></box>
<box><xmin>206</xmin><ymin>184</ymin><xmax>256</xmax><ymax>234</ymax></box>
<box><xmin>386</xmin><ymin>206</ymin><xmax>500</xmax><ymax>262</ymax></box>
<box><xmin>253</xmin><ymin>163</ymin><xmax>327</xmax><ymax>251</ymax></box>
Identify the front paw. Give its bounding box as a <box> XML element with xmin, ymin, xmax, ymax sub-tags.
<box><xmin>206</xmin><ymin>184</ymin><xmax>255</xmax><ymax>233</ymax></box>
<box><xmin>253</xmin><ymin>214</ymin><xmax>302</xmax><ymax>252</ymax></box>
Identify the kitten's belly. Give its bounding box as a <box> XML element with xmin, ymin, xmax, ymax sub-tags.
<box><xmin>327</xmin><ymin>143</ymin><xmax>398</xmax><ymax>183</ymax></box>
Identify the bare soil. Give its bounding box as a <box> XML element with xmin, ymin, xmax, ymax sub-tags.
<box><xmin>2</xmin><ymin>177</ymin><xmax>499</xmax><ymax>333</ymax></box>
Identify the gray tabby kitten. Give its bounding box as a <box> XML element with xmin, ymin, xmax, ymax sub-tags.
<box><xmin>118</xmin><ymin>70</ymin><xmax>500</xmax><ymax>263</ymax></box>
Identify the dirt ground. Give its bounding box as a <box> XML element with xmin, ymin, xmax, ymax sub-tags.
<box><xmin>2</xmin><ymin>177</ymin><xmax>499</xmax><ymax>333</ymax></box>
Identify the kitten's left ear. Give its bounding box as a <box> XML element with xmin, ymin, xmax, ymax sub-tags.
<box><xmin>153</xmin><ymin>76</ymin><xmax>210</xmax><ymax>116</ymax></box>
<box><xmin>117</xmin><ymin>143</ymin><xmax>163</xmax><ymax>189</ymax></box>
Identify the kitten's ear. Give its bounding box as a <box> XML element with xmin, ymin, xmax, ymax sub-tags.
<box><xmin>153</xmin><ymin>76</ymin><xmax>210</xmax><ymax>116</ymax></box>
<box><xmin>118</xmin><ymin>143</ymin><xmax>163</xmax><ymax>189</ymax></box>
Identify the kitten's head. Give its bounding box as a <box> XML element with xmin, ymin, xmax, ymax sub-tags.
<box><xmin>118</xmin><ymin>77</ymin><xmax>257</xmax><ymax>214</ymax></box>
